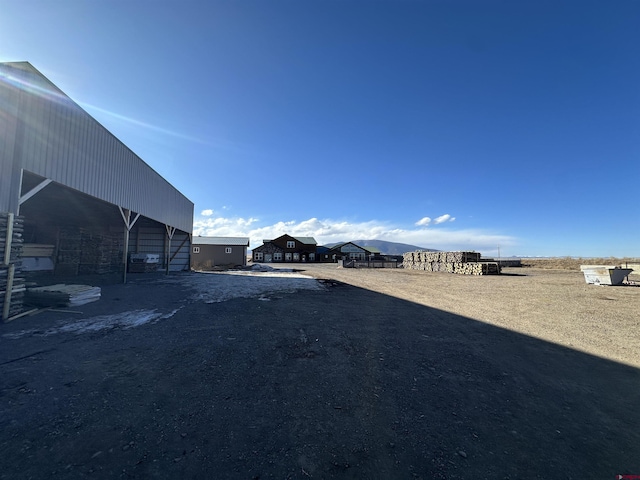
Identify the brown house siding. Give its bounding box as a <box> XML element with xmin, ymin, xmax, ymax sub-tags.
<box><xmin>252</xmin><ymin>243</ymin><xmax>284</xmax><ymax>262</ymax></box>
<box><xmin>252</xmin><ymin>234</ymin><xmax>317</xmax><ymax>263</ymax></box>
<box><xmin>192</xmin><ymin>244</ymin><xmax>247</xmax><ymax>269</ymax></box>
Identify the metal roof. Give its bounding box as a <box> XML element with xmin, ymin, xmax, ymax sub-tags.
<box><xmin>328</xmin><ymin>242</ymin><xmax>380</xmax><ymax>254</ymax></box>
<box><xmin>0</xmin><ymin>62</ymin><xmax>193</xmax><ymax>233</ymax></box>
<box><xmin>192</xmin><ymin>236</ymin><xmax>250</xmax><ymax>246</ymax></box>
<box><xmin>262</xmin><ymin>236</ymin><xmax>317</xmax><ymax>245</ymax></box>
<box><xmin>292</xmin><ymin>236</ymin><xmax>317</xmax><ymax>245</ymax></box>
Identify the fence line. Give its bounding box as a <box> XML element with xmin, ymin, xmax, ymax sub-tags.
<box><xmin>341</xmin><ymin>260</ymin><xmax>399</xmax><ymax>269</ymax></box>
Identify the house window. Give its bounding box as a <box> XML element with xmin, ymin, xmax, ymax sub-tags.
<box><xmin>274</xmin><ymin>253</ymin><xmax>283</xmax><ymax>261</ymax></box>
<box><xmin>254</xmin><ymin>252</ymin><xmax>263</xmax><ymax>261</ymax></box>
<box><xmin>285</xmin><ymin>253</ymin><xmax>292</xmax><ymax>261</ymax></box>
<box><xmin>309</xmin><ymin>253</ymin><xmax>315</xmax><ymax>261</ymax></box>
<box><xmin>192</xmin><ymin>246</ymin><xmax>200</xmax><ymax>254</ymax></box>
<box><xmin>286</xmin><ymin>241</ymin><xmax>295</xmax><ymax>248</ymax></box>
<box><xmin>293</xmin><ymin>253</ymin><xmax>300</xmax><ymax>261</ymax></box>
<box><xmin>225</xmin><ymin>247</ymin><xmax>232</xmax><ymax>254</ymax></box>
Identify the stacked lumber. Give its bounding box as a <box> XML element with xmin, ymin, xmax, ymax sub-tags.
<box><xmin>79</xmin><ymin>231</ymin><xmax>119</xmax><ymax>275</ymax></box>
<box><xmin>0</xmin><ymin>215</ymin><xmax>24</xmax><ymax>263</ymax></box>
<box><xmin>403</xmin><ymin>251</ymin><xmax>481</xmax><ymax>264</ymax></box>
<box><xmin>23</xmin><ymin>244</ymin><xmax>55</xmax><ymax>257</ymax></box>
<box><xmin>55</xmin><ymin>228</ymin><xmax>82</xmax><ymax>276</ymax></box>
<box><xmin>26</xmin><ymin>284</ymin><xmax>101</xmax><ymax>307</ymax></box>
<box><xmin>452</xmin><ymin>262</ymin><xmax>501</xmax><ymax>275</ymax></box>
<box><xmin>402</xmin><ymin>251</ymin><xmax>501</xmax><ymax>275</ymax></box>
<box><xmin>1</xmin><ymin>213</ymin><xmax>26</xmax><ymax>320</ymax></box>
<box><xmin>22</xmin><ymin>243</ymin><xmax>55</xmax><ymax>272</ymax></box>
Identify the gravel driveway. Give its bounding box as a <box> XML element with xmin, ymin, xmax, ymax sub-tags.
<box><xmin>1</xmin><ymin>265</ymin><xmax>638</xmax><ymax>479</ymax></box>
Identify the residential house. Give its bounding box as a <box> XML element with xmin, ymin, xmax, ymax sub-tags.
<box><xmin>252</xmin><ymin>235</ymin><xmax>317</xmax><ymax>263</ymax></box>
<box><xmin>191</xmin><ymin>236</ymin><xmax>250</xmax><ymax>270</ymax></box>
<box><xmin>316</xmin><ymin>245</ymin><xmax>336</xmax><ymax>263</ymax></box>
<box><xmin>326</xmin><ymin>242</ymin><xmax>381</xmax><ymax>261</ymax></box>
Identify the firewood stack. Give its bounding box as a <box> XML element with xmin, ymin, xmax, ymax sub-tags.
<box><xmin>55</xmin><ymin>228</ymin><xmax>82</xmax><ymax>276</ymax></box>
<box><xmin>402</xmin><ymin>251</ymin><xmax>501</xmax><ymax>275</ymax></box>
<box><xmin>1</xmin><ymin>213</ymin><xmax>26</xmax><ymax>320</ymax></box>
<box><xmin>79</xmin><ymin>231</ymin><xmax>120</xmax><ymax>275</ymax></box>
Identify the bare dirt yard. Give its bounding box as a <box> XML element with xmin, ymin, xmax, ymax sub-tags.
<box><xmin>1</xmin><ymin>264</ymin><xmax>639</xmax><ymax>479</ymax></box>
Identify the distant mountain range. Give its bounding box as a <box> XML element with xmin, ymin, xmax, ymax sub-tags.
<box><xmin>324</xmin><ymin>240</ymin><xmax>437</xmax><ymax>256</ymax></box>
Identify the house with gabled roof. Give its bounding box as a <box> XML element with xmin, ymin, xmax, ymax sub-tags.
<box><xmin>326</xmin><ymin>242</ymin><xmax>381</xmax><ymax>261</ymax></box>
<box><xmin>252</xmin><ymin>234</ymin><xmax>317</xmax><ymax>263</ymax></box>
<box><xmin>191</xmin><ymin>236</ymin><xmax>250</xmax><ymax>270</ymax></box>
<box><xmin>316</xmin><ymin>245</ymin><xmax>335</xmax><ymax>262</ymax></box>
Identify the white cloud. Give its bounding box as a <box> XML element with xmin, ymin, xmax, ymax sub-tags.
<box><xmin>434</xmin><ymin>214</ymin><xmax>454</xmax><ymax>224</ymax></box>
<box><xmin>201</xmin><ymin>209</ymin><xmax>214</xmax><ymax>216</ymax></box>
<box><xmin>193</xmin><ymin>216</ymin><xmax>259</xmax><ymax>238</ymax></box>
<box><xmin>416</xmin><ymin>214</ymin><xmax>455</xmax><ymax>226</ymax></box>
<box><xmin>192</xmin><ymin>215</ymin><xmax>516</xmax><ymax>255</ymax></box>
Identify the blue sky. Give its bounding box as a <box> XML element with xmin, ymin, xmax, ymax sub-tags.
<box><xmin>1</xmin><ymin>0</ymin><xmax>638</xmax><ymax>257</ymax></box>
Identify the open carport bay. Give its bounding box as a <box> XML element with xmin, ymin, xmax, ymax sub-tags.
<box><xmin>1</xmin><ymin>266</ymin><xmax>639</xmax><ymax>479</ymax></box>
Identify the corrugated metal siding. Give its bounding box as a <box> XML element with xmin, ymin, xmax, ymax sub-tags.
<box><xmin>0</xmin><ymin>62</ymin><xmax>193</xmax><ymax>232</ymax></box>
<box><xmin>0</xmin><ymin>68</ymin><xmax>22</xmax><ymax>213</ymax></box>
<box><xmin>170</xmin><ymin>231</ymin><xmax>190</xmax><ymax>271</ymax></box>
<box><xmin>192</xmin><ymin>236</ymin><xmax>250</xmax><ymax>246</ymax></box>
<box><xmin>134</xmin><ymin>227</ymin><xmax>165</xmax><ymax>258</ymax></box>
<box><xmin>130</xmin><ymin>227</ymin><xmax>190</xmax><ymax>272</ymax></box>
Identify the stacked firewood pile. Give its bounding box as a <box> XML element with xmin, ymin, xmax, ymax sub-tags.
<box><xmin>55</xmin><ymin>228</ymin><xmax>121</xmax><ymax>275</ymax></box>
<box><xmin>79</xmin><ymin>231</ymin><xmax>120</xmax><ymax>275</ymax></box>
<box><xmin>403</xmin><ymin>251</ymin><xmax>501</xmax><ymax>275</ymax></box>
<box><xmin>1</xmin><ymin>213</ymin><xmax>26</xmax><ymax>320</ymax></box>
<box><xmin>55</xmin><ymin>228</ymin><xmax>82</xmax><ymax>276</ymax></box>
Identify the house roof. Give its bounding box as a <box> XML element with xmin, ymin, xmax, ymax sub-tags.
<box><xmin>328</xmin><ymin>242</ymin><xmax>380</xmax><ymax>254</ymax></box>
<box><xmin>262</xmin><ymin>235</ymin><xmax>317</xmax><ymax>245</ymax></box>
<box><xmin>192</xmin><ymin>236</ymin><xmax>249</xmax><ymax>246</ymax></box>
<box><xmin>253</xmin><ymin>243</ymin><xmax>283</xmax><ymax>252</ymax></box>
<box><xmin>292</xmin><ymin>236</ymin><xmax>317</xmax><ymax>245</ymax></box>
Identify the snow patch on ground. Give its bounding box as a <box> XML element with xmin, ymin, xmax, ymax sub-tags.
<box><xmin>3</xmin><ymin>268</ymin><xmax>323</xmax><ymax>338</ymax></box>
<box><xmin>169</xmin><ymin>269</ymin><xmax>324</xmax><ymax>304</ymax></box>
<box><xmin>3</xmin><ymin>308</ymin><xmax>181</xmax><ymax>339</ymax></box>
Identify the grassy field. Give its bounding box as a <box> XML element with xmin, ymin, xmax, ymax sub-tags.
<box><xmin>521</xmin><ymin>257</ymin><xmax>640</xmax><ymax>271</ymax></box>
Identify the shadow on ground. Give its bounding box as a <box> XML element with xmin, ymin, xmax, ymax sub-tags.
<box><xmin>1</xmin><ymin>276</ymin><xmax>639</xmax><ymax>479</ymax></box>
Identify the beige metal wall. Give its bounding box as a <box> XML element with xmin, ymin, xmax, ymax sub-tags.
<box><xmin>0</xmin><ymin>62</ymin><xmax>193</xmax><ymax>233</ymax></box>
<box><xmin>131</xmin><ymin>227</ymin><xmax>191</xmax><ymax>272</ymax></box>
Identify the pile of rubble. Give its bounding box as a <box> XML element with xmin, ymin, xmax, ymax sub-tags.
<box><xmin>403</xmin><ymin>251</ymin><xmax>501</xmax><ymax>275</ymax></box>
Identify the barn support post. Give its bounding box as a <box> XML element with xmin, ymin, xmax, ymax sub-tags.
<box><xmin>119</xmin><ymin>207</ymin><xmax>140</xmax><ymax>284</ymax></box>
<box><xmin>170</xmin><ymin>233</ymin><xmax>189</xmax><ymax>263</ymax></box>
<box><xmin>18</xmin><ymin>177</ymin><xmax>52</xmax><ymax>215</ymax></box>
<box><xmin>165</xmin><ymin>225</ymin><xmax>176</xmax><ymax>275</ymax></box>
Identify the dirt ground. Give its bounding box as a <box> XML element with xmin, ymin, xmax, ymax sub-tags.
<box><xmin>1</xmin><ymin>264</ymin><xmax>639</xmax><ymax>479</ymax></box>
